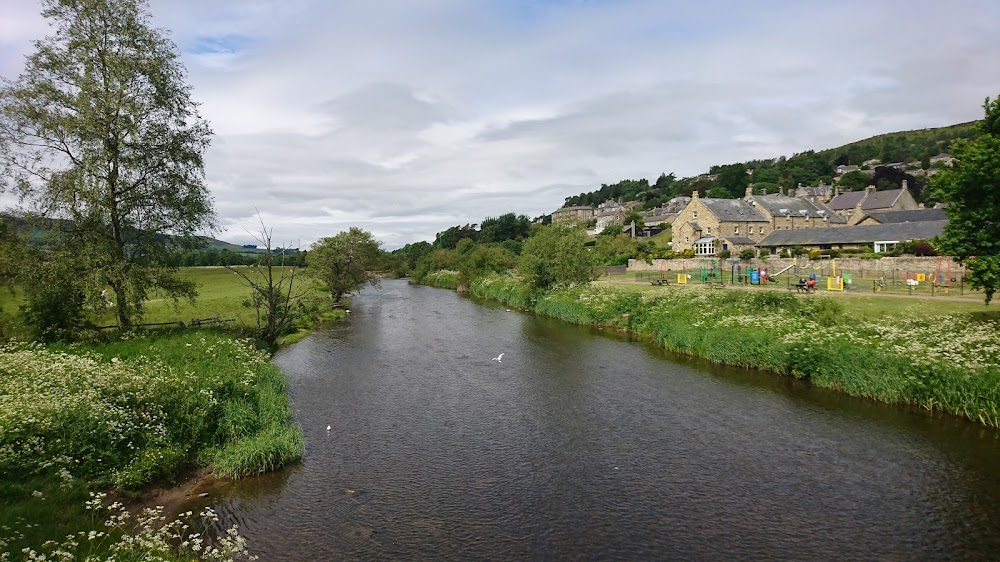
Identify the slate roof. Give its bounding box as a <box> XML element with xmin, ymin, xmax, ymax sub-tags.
<box><xmin>752</xmin><ymin>194</ymin><xmax>828</xmax><ymax>218</ymax></box>
<box><xmin>827</xmin><ymin>190</ymin><xmax>866</xmax><ymax>210</ymax></box>
<box><xmin>827</xmin><ymin>188</ymin><xmax>906</xmax><ymax>211</ymax></box>
<box><xmin>861</xmin><ymin>208</ymin><xmax>948</xmax><ymax>224</ymax></box>
<box><xmin>701</xmin><ymin>198</ymin><xmax>769</xmax><ymax>222</ymax></box>
<box><xmin>723</xmin><ymin>236</ymin><xmax>757</xmax><ymax>245</ymax></box>
<box><xmin>756</xmin><ymin>221</ymin><xmax>947</xmax><ymax>247</ymax></box>
<box><xmin>861</xmin><ymin>188</ymin><xmax>904</xmax><ymax>210</ymax></box>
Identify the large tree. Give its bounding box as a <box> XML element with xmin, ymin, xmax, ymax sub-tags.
<box><xmin>0</xmin><ymin>0</ymin><xmax>214</xmax><ymax>330</ymax></box>
<box><xmin>932</xmin><ymin>94</ymin><xmax>1000</xmax><ymax>304</ymax></box>
<box><xmin>518</xmin><ymin>225</ymin><xmax>595</xmax><ymax>290</ymax></box>
<box><xmin>308</xmin><ymin>227</ymin><xmax>383</xmax><ymax>305</ymax></box>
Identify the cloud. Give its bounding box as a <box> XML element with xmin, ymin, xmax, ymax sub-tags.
<box><xmin>2</xmin><ymin>0</ymin><xmax>999</xmax><ymax>248</ymax></box>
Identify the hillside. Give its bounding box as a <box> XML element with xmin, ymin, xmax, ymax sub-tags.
<box><xmin>562</xmin><ymin>121</ymin><xmax>979</xmax><ymax>210</ymax></box>
<box><xmin>2</xmin><ymin>214</ymin><xmax>269</xmax><ymax>256</ymax></box>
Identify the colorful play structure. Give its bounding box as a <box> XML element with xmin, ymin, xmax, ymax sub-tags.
<box><xmin>635</xmin><ymin>256</ymin><xmax>968</xmax><ymax>296</ymax></box>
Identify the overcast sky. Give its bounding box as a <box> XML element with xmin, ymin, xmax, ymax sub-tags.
<box><xmin>2</xmin><ymin>0</ymin><xmax>999</xmax><ymax>249</ymax></box>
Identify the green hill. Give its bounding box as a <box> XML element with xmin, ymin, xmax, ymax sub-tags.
<box><xmin>562</xmin><ymin>121</ymin><xmax>979</xmax><ymax>210</ymax></box>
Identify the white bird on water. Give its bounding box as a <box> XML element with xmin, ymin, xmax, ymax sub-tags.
<box><xmin>492</xmin><ymin>353</ymin><xmax>504</xmax><ymax>363</ymax></box>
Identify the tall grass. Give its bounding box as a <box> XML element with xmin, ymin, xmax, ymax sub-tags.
<box><xmin>466</xmin><ymin>273</ymin><xmax>1000</xmax><ymax>428</ymax></box>
<box><xmin>1</xmin><ymin>328</ymin><xmax>302</xmax><ymax>558</ymax></box>
<box><xmin>422</xmin><ymin>270</ymin><xmax>460</xmax><ymax>290</ymax></box>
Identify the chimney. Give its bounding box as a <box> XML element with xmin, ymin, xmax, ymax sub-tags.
<box><xmin>834</xmin><ymin>186</ymin><xmax>840</xmax><ymax>197</ymax></box>
<box><xmin>692</xmin><ymin>190</ymin><xmax>699</xmax><ymax>199</ymax></box>
<box><xmin>901</xmin><ymin>179</ymin><xmax>908</xmax><ymax>191</ymax></box>
<box><xmin>745</xmin><ymin>185</ymin><xmax>753</xmax><ymax>199</ymax></box>
<box><xmin>865</xmin><ymin>185</ymin><xmax>876</xmax><ymax>195</ymax></box>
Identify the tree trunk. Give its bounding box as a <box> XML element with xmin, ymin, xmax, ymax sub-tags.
<box><xmin>112</xmin><ymin>282</ymin><xmax>131</xmax><ymax>331</ymax></box>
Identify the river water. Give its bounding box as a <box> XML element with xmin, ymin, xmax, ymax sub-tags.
<box><xmin>194</xmin><ymin>279</ymin><xmax>1000</xmax><ymax>560</ymax></box>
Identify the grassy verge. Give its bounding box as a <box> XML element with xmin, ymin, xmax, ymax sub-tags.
<box><xmin>469</xmin><ymin>273</ymin><xmax>1000</xmax><ymax>428</ymax></box>
<box><xmin>1</xmin><ymin>329</ymin><xmax>300</xmax><ymax>558</ymax></box>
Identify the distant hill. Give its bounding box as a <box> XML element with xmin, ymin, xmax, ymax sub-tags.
<box><xmin>2</xmin><ymin>214</ymin><xmax>275</xmax><ymax>256</ymax></box>
<box><xmin>561</xmin><ymin>121</ymin><xmax>979</xmax><ymax>211</ymax></box>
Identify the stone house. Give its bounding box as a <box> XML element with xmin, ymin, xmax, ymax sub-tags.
<box><xmin>794</xmin><ymin>182</ymin><xmax>834</xmax><ymax>202</ymax></box>
<box><xmin>827</xmin><ymin>183</ymin><xmax>919</xmax><ymax>225</ymax></box>
<box><xmin>551</xmin><ymin>205</ymin><xmax>596</xmax><ymax>224</ymax></box>
<box><xmin>671</xmin><ymin>187</ymin><xmax>846</xmax><ymax>256</ymax></box>
<box><xmin>595</xmin><ymin>207</ymin><xmax>629</xmax><ymax>233</ymax></box>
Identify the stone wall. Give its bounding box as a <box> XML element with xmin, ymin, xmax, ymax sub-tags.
<box><xmin>628</xmin><ymin>256</ymin><xmax>964</xmax><ymax>280</ymax></box>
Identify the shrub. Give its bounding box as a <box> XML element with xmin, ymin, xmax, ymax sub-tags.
<box><xmin>20</xmin><ymin>260</ymin><xmax>86</xmax><ymax>343</ymax></box>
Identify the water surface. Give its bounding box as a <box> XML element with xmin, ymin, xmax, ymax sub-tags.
<box><xmin>192</xmin><ymin>280</ymin><xmax>1000</xmax><ymax>560</ymax></box>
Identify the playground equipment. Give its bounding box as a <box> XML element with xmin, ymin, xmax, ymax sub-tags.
<box><xmin>933</xmin><ymin>258</ymin><xmax>953</xmax><ymax>292</ymax></box>
<box><xmin>699</xmin><ymin>259</ymin><xmax>721</xmax><ymax>283</ymax></box>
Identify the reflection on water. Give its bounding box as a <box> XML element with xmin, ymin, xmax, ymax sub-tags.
<box><xmin>184</xmin><ymin>280</ymin><xmax>1000</xmax><ymax>560</ymax></box>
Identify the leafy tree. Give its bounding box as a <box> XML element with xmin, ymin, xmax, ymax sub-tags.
<box><xmin>594</xmin><ymin>233</ymin><xmax>638</xmax><ymax>266</ymax></box>
<box><xmin>518</xmin><ymin>225</ymin><xmax>595</xmax><ymax>289</ymax></box>
<box><xmin>479</xmin><ymin>213</ymin><xmax>531</xmax><ymax>244</ymax></box>
<box><xmin>308</xmin><ymin>228</ymin><xmax>382</xmax><ymax>305</ymax></box>
<box><xmin>20</xmin><ymin>249</ymin><xmax>86</xmax><ymax>342</ymax></box>
<box><xmin>457</xmin><ymin>244</ymin><xmax>516</xmax><ymax>289</ymax></box>
<box><xmin>0</xmin><ymin>0</ymin><xmax>215</xmax><ymax>331</ymax></box>
<box><xmin>837</xmin><ymin>170</ymin><xmax>870</xmax><ymax>191</ymax></box>
<box><xmin>932</xmin><ymin>94</ymin><xmax>1000</xmax><ymax>304</ymax></box>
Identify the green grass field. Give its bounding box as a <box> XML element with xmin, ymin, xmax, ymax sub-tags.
<box><xmin>0</xmin><ymin>266</ymin><xmax>338</xmax><ymax>342</ymax></box>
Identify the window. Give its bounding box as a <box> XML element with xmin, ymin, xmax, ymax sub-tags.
<box><xmin>707</xmin><ymin>227</ymin><xmax>712</xmax><ymax>234</ymax></box>
<box><xmin>685</xmin><ymin>237</ymin><xmax>689</xmax><ymax>243</ymax></box>
<box><xmin>693</xmin><ymin>211</ymin><xmax>698</xmax><ymax>219</ymax></box>
<box><xmin>735</xmin><ymin>226</ymin><xmax>739</xmax><ymax>235</ymax></box>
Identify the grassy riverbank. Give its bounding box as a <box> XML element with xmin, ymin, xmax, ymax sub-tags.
<box><xmin>470</xmin><ymin>274</ymin><xmax>1000</xmax><ymax>427</ymax></box>
<box><xmin>0</xmin><ymin>329</ymin><xmax>302</xmax><ymax>558</ymax></box>
<box><xmin>0</xmin><ymin>266</ymin><xmax>329</xmax><ymax>558</ymax></box>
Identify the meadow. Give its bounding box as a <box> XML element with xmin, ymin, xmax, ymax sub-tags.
<box><xmin>470</xmin><ymin>273</ymin><xmax>1000</xmax><ymax>428</ymax></box>
<box><xmin>0</xmin><ymin>266</ymin><xmax>335</xmax><ymax>560</ymax></box>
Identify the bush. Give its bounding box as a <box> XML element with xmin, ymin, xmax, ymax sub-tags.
<box><xmin>20</xmin><ymin>260</ymin><xmax>86</xmax><ymax>343</ymax></box>
<box><xmin>739</xmin><ymin>248</ymin><xmax>756</xmax><ymax>260</ymax></box>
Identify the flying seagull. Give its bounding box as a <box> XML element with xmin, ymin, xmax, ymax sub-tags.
<box><xmin>492</xmin><ymin>353</ymin><xmax>504</xmax><ymax>363</ymax></box>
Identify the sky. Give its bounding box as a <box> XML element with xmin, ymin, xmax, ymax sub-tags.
<box><xmin>2</xmin><ymin>0</ymin><xmax>999</xmax><ymax>249</ymax></box>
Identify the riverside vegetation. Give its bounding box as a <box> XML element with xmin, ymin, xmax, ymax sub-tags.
<box><xmin>0</xmin><ymin>329</ymin><xmax>299</xmax><ymax>560</ymax></box>
<box><xmin>0</xmin><ymin>267</ymin><xmax>346</xmax><ymax>560</ymax></box>
<box><xmin>455</xmin><ymin>273</ymin><xmax>1000</xmax><ymax>428</ymax></box>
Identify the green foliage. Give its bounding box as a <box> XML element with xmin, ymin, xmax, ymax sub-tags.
<box><xmin>19</xmin><ymin>254</ymin><xmax>86</xmax><ymax>342</ymax></box>
<box><xmin>422</xmin><ymin>269</ymin><xmax>460</xmax><ymax>289</ymax></box>
<box><xmin>478</xmin><ymin>213</ymin><xmax>532</xmax><ymax>244</ymax></box>
<box><xmin>0</xmin><ymin>0</ymin><xmax>216</xmax><ymax>331</ymax></box>
<box><xmin>594</xmin><ymin>233</ymin><xmax>639</xmax><ymax>266</ymax></box>
<box><xmin>837</xmin><ymin>170</ymin><xmax>871</xmax><ymax>191</ymax></box>
<box><xmin>739</xmin><ymin>248</ymin><xmax>756</xmax><ymax>260</ymax></box>
<box><xmin>458</xmin><ymin>245</ymin><xmax>517</xmax><ymax>285</ymax></box>
<box><xmin>308</xmin><ymin>227</ymin><xmax>382</xmax><ymax>304</ymax></box>
<box><xmin>933</xmin><ymin>94</ymin><xmax>1000</xmax><ymax>304</ymax></box>
<box><xmin>0</xmin><ymin>331</ymin><xmax>302</xmax><ymax>496</ymax></box>
<box><xmin>518</xmin><ymin>225</ymin><xmax>596</xmax><ymax>289</ymax></box>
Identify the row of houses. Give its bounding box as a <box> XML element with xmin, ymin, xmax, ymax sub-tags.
<box><xmin>671</xmin><ymin>183</ymin><xmax>942</xmax><ymax>257</ymax></box>
<box><xmin>551</xmin><ymin>180</ymin><xmax>943</xmax><ymax>256</ymax></box>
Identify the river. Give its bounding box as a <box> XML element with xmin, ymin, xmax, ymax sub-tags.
<box><xmin>190</xmin><ymin>279</ymin><xmax>1000</xmax><ymax>560</ymax></box>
